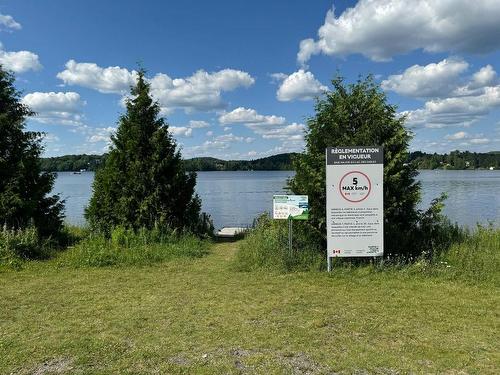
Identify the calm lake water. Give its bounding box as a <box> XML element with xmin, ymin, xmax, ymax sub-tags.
<box><xmin>52</xmin><ymin>170</ymin><xmax>500</xmax><ymax>229</ymax></box>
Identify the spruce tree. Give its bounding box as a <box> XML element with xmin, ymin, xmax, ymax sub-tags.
<box><xmin>289</xmin><ymin>75</ymin><xmax>428</xmax><ymax>257</ymax></box>
<box><xmin>85</xmin><ymin>70</ymin><xmax>203</xmax><ymax>233</ymax></box>
<box><xmin>0</xmin><ymin>66</ymin><xmax>64</xmax><ymax>237</ymax></box>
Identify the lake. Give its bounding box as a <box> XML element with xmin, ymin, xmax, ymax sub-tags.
<box><xmin>52</xmin><ymin>170</ymin><xmax>500</xmax><ymax>229</ymax></box>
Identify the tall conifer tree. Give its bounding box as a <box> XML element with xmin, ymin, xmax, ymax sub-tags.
<box><xmin>289</xmin><ymin>76</ymin><xmax>432</xmax><ymax>257</ymax></box>
<box><xmin>0</xmin><ymin>66</ymin><xmax>64</xmax><ymax>236</ymax></box>
<box><xmin>86</xmin><ymin>70</ymin><xmax>202</xmax><ymax>233</ymax></box>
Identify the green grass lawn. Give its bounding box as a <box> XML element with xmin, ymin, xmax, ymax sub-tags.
<box><xmin>1</xmin><ymin>242</ymin><xmax>499</xmax><ymax>374</ymax></box>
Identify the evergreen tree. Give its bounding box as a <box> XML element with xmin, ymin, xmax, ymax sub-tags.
<box><xmin>0</xmin><ymin>66</ymin><xmax>64</xmax><ymax>237</ymax></box>
<box><xmin>85</xmin><ymin>70</ymin><xmax>205</xmax><ymax>233</ymax></box>
<box><xmin>289</xmin><ymin>75</ymin><xmax>436</xmax><ymax>257</ymax></box>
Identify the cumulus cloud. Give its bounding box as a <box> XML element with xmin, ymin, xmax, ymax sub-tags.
<box><xmin>185</xmin><ymin>133</ymin><xmax>247</xmax><ymax>155</ymax></box>
<box><xmin>298</xmin><ymin>0</ymin><xmax>500</xmax><ymax>64</ymax></box>
<box><xmin>87</xmin><ymin>127</ymin><xmax>116</xmax><ymax>144</ymax></box>
<box><xmin>0</xmin><ymin>14</ymin><xmax>21</xmax><ymax>31</ymax></box>
<box><xmin>188</xmin><ymin>120</ymin><xmax>210</xmax><ymax>128</ymax></box>
<box><xmin>215</xmin><ymin>133</ymin><xmax>244</xmax><ymax>143</ymax></box>
<box><xmin>256</xmin><ymin>123</ymin><xmax>306</xmax><ymax>140</ymax></box>
<box><xmin>57</xmin><ymin>60</ymin><xmax>138</xmax><ymax>94</ymax></box>
<box><xmin>57</xmin><ymin>60</ymin><xmax>254</xmax><ymax>113</ymax></box>
<box><xmin>149</xmin><ymin>69</ymin><xmax>254</xmax><ymax>113</ymax></box>
<box><xmin>218</xmin><ymin>107</ymin><xmax>306</xmax><ymax>145</ymax></box>
<box><xmin>404</xmin><ymin>86</ymin><xmax>500</xmax><ymax>128</ymax></box>
<box><xmin>382</xmin><ymin>59</ymin><xmax>469</xmax><ymax>98</ymax></box>
<box><xmin>22</xmin><ymin>91</ymin><xmax>85</xmax><ymax>125</ymax></box>
<box><xmin>275</xmin><ymin>69</ymin><xmax>327</xmax><ymax>101</ymax></box>
<box><xmin>398</xmin><ymin>62</ymin><xmax>500</xmax><ymax>128</ymax></box>
<box><xmin>169</xmin><ymin>126</ymin><xmax>193</xmax><ymax>138</ymax></box>
<box><xmin>43</xmin><ymin>133</ymin><xmax>60</xmax><ymax>143</ymax></box>
<box><xmin>219</xmin><ymin>107</ymin><xmax>285</xmax><ymax>126</ymax></box>
<box><xmin>444</xmin><ymin>131</ymin><xmax>468</xmax><ymax>140</ymax></box>
<box><xmin>0</xmin><ymin>43</ymin><xmax>41</xmax><ymax>73</ymax></box>
<box><xmin>469</xmin><ymin>138</ymin><xmax>490</xmax><ymax>145</ymax></box>
<box><xmin>469</xmin><ymin>65</ymin><xmax>497</xmax><ymax>90</ymax></box>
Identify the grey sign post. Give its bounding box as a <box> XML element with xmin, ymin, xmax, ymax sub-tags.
<box><xmin>325</xmin><ymin>147</ymin><xmax>384</xmax><ymax>272</ymax></box>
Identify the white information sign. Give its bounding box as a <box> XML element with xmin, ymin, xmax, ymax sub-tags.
<box><xmin>326</xmin><ymin>147</ymin><xmax>384</xmax><ymax>258</ymax></box>
<box><xmin>273</xmin><ymin>195</ymin><xmax>309</xmax><ymax>220</ymax></box>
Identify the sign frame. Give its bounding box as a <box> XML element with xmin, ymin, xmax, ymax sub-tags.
<box><xmin>326</xmin><ymin>146</ymin><xmax>384</xmax><ymax>270</ymax></box>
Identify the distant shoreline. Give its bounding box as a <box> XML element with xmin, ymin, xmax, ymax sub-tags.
<box><xmin>41</xmin><ymin>150</ymin><xmax>499</xmax><ymax>172</ymax></box>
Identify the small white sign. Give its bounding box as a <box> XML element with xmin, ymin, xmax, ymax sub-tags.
<box><xmin>273</xmin><ymin>195</ymin><xmax>309</xmax><ymax>220</ymax></box>
<box><xmin>326</xmin><ymin>147</ymin><xmax>384</xmax><ymax>257</ymax></box>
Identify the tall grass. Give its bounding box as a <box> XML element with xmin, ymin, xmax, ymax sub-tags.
<box><xmin>0</xmin><ymin>224</ymin><xmax>87</xmax><ymax>270</ymax></box>
<box><xmin>235</xmin><ymin>214</ymin><xmax>500</xmax><ymax>284</ymax></box>
<box><xmin>0</xmin><ymin>226</ymin><xmax>43</xmax><ymax>269</ymax></box>
<box><xmin>57</xmin><ymin>226</ymin><xmax>210</xmax><ymax>267</ymax></box>
<box><xmin>438</xmin><ymin>226</ymin><xmax>500</xmax><ymax>284</ymax></box>
<box><xmin>234</xmin><ymin>214</ymin><xmax>324</xmax><ymax>272</ymax></box>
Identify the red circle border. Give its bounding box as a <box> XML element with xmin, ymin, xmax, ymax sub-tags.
<box><xmin>339</xmin><ymin>170</ymin><xmax>372</xmax><ymax>203</ymax></box>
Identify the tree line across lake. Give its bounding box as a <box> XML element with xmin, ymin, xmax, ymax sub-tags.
<box><xmin>39</xmin><ymin>153</ymin><xmax>297</xmax><ymax>172</ymax></box>
<box><xmin>40</xmin><ymin>150</ymin><xmax>500</xmax><ymax>172</ymax></box>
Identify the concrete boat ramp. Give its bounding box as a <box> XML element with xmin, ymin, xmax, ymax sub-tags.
<box><xmin>215</xmin><ymin>227</ymin><xmax>248</xmax><ymax>241</ymax></box>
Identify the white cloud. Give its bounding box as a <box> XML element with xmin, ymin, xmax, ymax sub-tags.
<box><xmin>169</xmin><ymin>126</ymin><xmax>193</xmax><ymax>138</ymax></box>
<box><xmin>444</xmin><ymin>131</ymin><xmax>468</xmax><ymax>140</ymax></box>
<box><xmin>257</xmin><ymin>123</ymin><xmax>306</xmax><ymax>140</ymax></box>
<box><xmin>57</xmin><ymin>60</ymin><xmax>137</xmax><ymax>94</ymax></box>
<box><xmin>275</xmin><ymin>69</ymin><xmax>327</xmax><ymax>101</ymax></box>
<box><xmin>269</xmin><ymin>72</ymin><xmax>288</xmax><ymax>82</ymax></box>
<box><xmin>215</xmin><ymin>133</ymin><xmax>244</xmax><ymax>143</ymax></box>
<box><xmin>469</xmin><ymin>138</ymin><xmax>490</xmax><ymax>144</ymax></box>
<box><xmin>183</xmin><ymin>132</ymin><xmax>252</xmax><ymax>157</ymax></box>
<box><xmin>403</xmin><ymin>86</ymin><xmax>500</xmax><ymax>128</ymax></box>
<box><xmin>206</xmin><ymin>130</ymin><xmax>213</xmax><ymax>137</ymax></box>
<box><xmin>0</xmin><ymin>43</ymin><xmax>41</xmax><ymax>73</ymax></box>
<box><xmin>150</xmin><ymin>69</ymin><xmax>254</xmax><ymax>113</ymax></box>
<box><xmin>387</xmin><ymin>60</ymin><xmax>500</xmax><ymax>128</ymax></box>
<box><xmin>298</xmin><ymin>0</ymin><xmax>500</xmax><ymax>64</ymax></box>
<box><xmin>188</xmin><ymin>120</ymin><xmax>210</xmax><ymax>128</ymax></box>
<box><xmin>57</xmin><ymin>61</ymin><xmax>254</xmax><ymax>113</ymax></box>
<box><xmin>87</xmin><ymin>127</ymin><xmax>116</xmax><ymax>144</ymax></box>
<box><xmin>223</xmin><ymin>126</ymin><xmax>231</xmax><ymax>132</ymax></box>
<box><xmin>297</xmin><ymin>38</ymin><xmax>321</xmax><ymax>67</ymax></box>
<box><xmin>0</xmin><ymin>14</ymin><xmax>21</xmax><ymax>31</ymax></box>
<box><xmin>22</xmin><ymin>91</ymin><xmax>85</xmax><ymax>125</ymax></box>
<box><xmin>469</xmin><ymin>65</ymin><xmax>497</xmax><ymax>90</ymax></box>
<box><xmin>382</xmin><ymin>59</ymin><xmax>469</xmax><ymax>98</ymax></box>
<box><xmin>218</xmin><ymin>107</ymin><xmax>305</xmax><ymax>146</ymax></box>
<box><xmin>219</xmin><ymin>107</ymin><xmax>285</xmax><ymax>126</ymax></box>
<box><xmin>43</xmin><ymin>133</ymin><xmax>60</xmax><ymax>143</ymax></box>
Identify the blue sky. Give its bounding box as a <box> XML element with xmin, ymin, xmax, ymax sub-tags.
<box><xmin>2</xmin><ymin>0</ymin><xmax>500</xmax><ymax>159</ymax></box>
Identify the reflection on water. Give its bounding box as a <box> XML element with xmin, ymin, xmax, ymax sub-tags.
<box><xmin>52</xmin><ymin>170</ymin><xmax>500</xmax><ymax>229</ymax></box>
